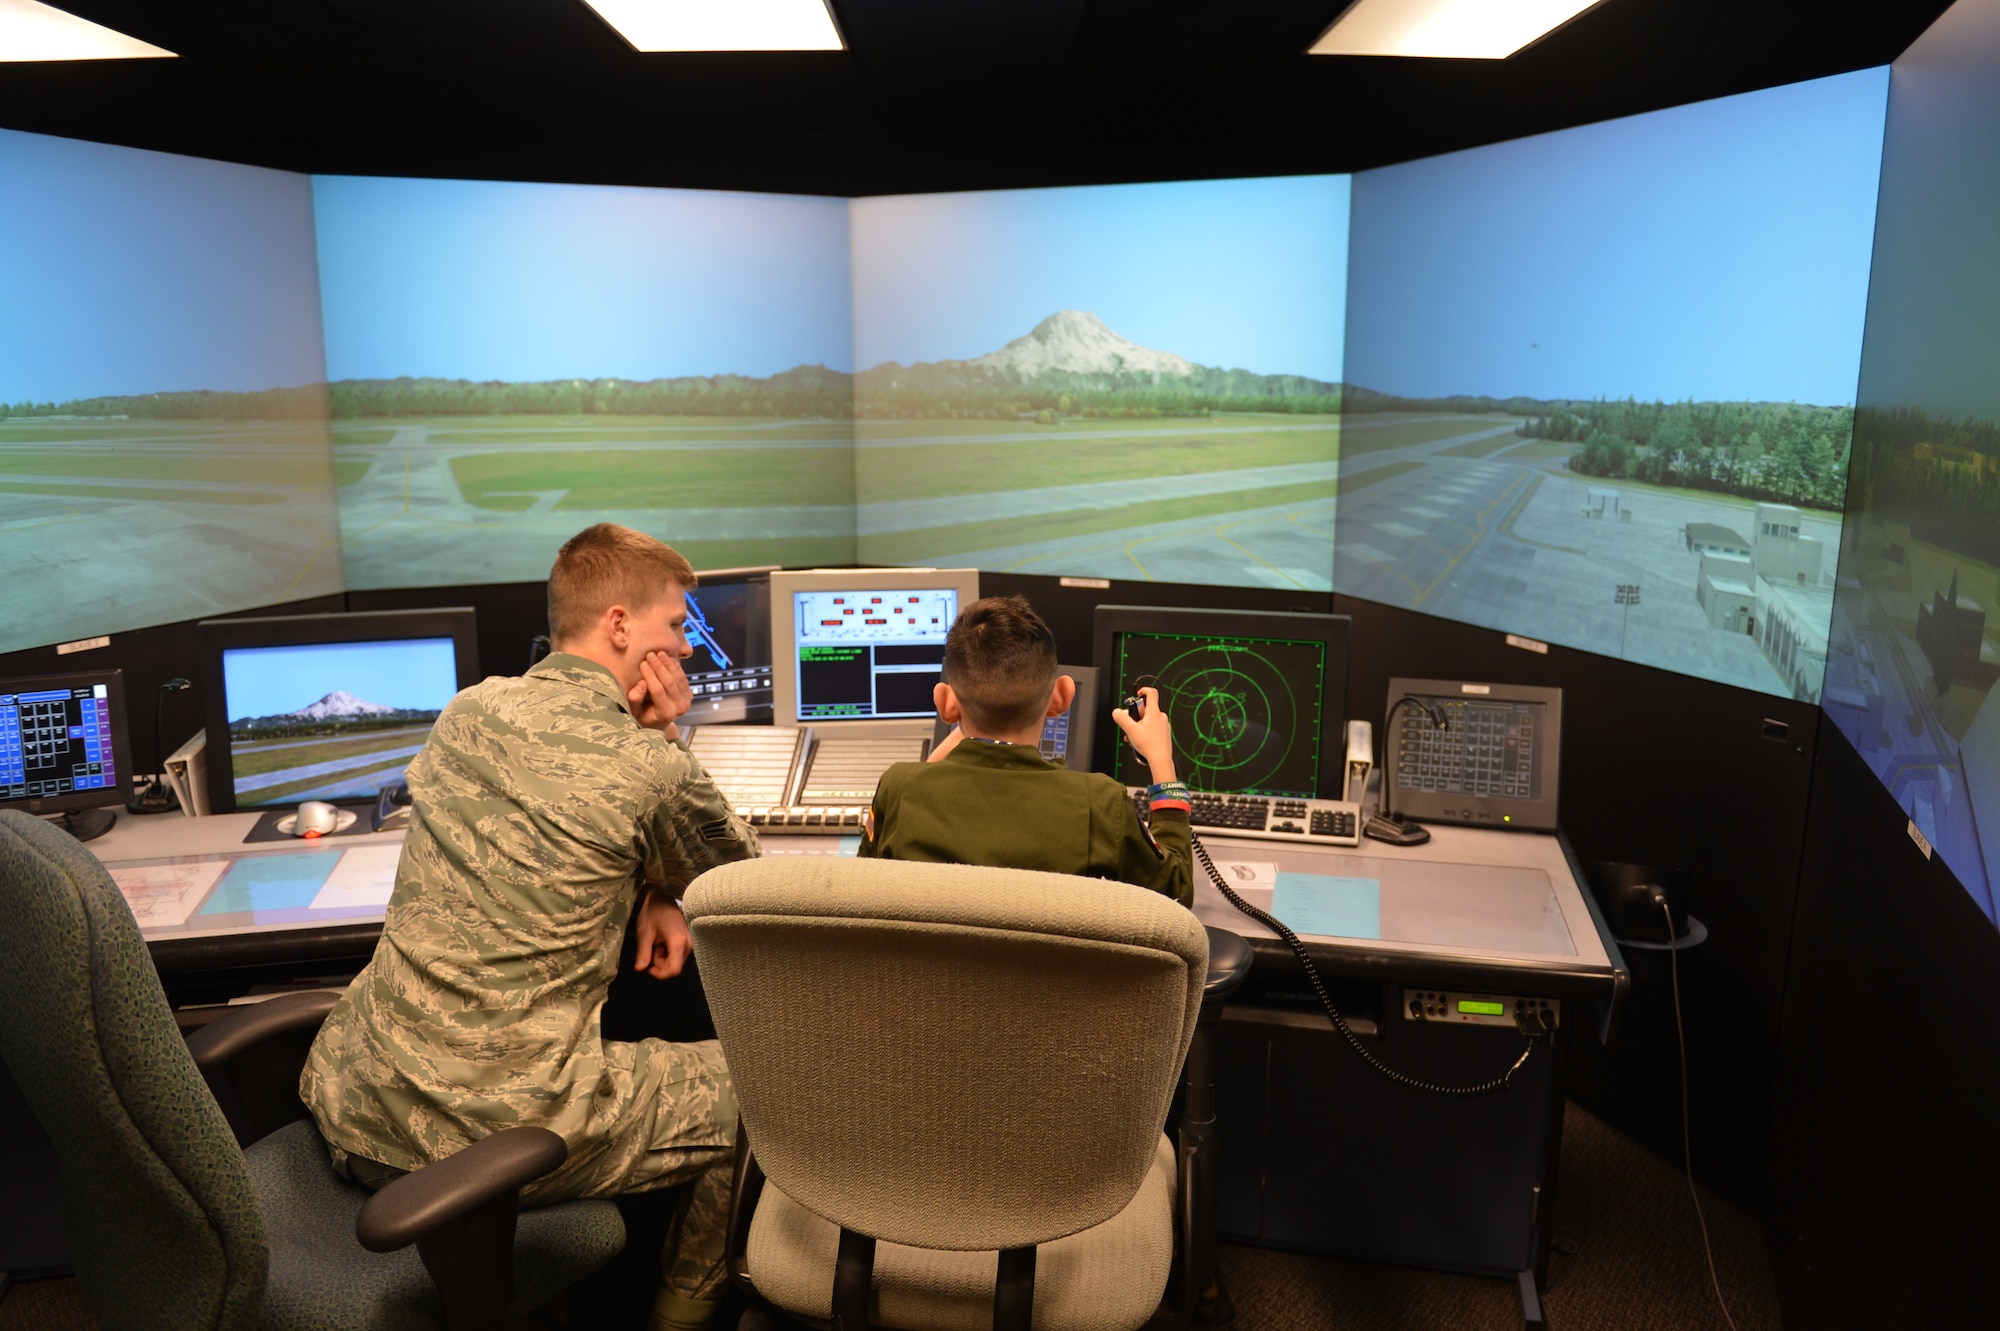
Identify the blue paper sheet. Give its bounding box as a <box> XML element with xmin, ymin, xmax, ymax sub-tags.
<box><xmin>1270</xmin><ymin>872</ymin><xmax>1381</xmax><ymax>940</ymax></box>
<box><xmin>199</xmin><ymin>850</ymin><xmax>345</xmax><ymax>916</ymax></box>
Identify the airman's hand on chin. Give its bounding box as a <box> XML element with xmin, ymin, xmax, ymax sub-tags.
<box><xmin>629</xmin><ymin>650</ymin><xmax>693</xmax><ymax>737</ymax></box>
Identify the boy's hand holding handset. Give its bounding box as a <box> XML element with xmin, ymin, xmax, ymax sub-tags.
<box><xmin>1113</xmin><ymin>686</ymin><xmax>1178</xmax><ymax>786</ymax></box>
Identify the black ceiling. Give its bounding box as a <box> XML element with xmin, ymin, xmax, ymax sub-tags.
<box><xmin>0</xmin><ymin>0</ymin><xmax>1953</xmax><ymax>196</ymax></box>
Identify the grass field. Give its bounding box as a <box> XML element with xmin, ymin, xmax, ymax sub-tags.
<box><xmin>0</xmin><ymin>417</ymin><xmax>345</xmax><ymax>655</ymax></box>
<box><xmin>1334</xmin><ymin>414</ymin><xmax>1512</xmax><ymax>457</ymax></box>
<box><xmin>230</xmin><ymin>726</ymin><xmax>434</xmax><ymax>780</ymax></box>
<box><xmin>450</xmin><ymin>445</ymin><xmax>856</xmax><ymax>510</ymax></box>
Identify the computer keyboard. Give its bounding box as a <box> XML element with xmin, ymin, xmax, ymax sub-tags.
<box><xmin>1131</xmin><ymin>789</ymin><xmax>1362</xmax><ymax>847</ymax></box>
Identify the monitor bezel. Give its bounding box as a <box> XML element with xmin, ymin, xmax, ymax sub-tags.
<box><xmin>1091</xmin><ymin>605</ymin><xmax>1352</xmax><ymax>800</ymax></box>
<box><xmin>768</xmin><ymin>568</ymin><xmax>980</xmax><ymax>738</ymax></box>
<box><xmin>0</xmin><ymin>668</ymin><xmax>133</xmax><ymax>817</ymax></box>
<box><xmin>198</xmin><ymin>608</ymin><xmax>480</xmax><ymax>814</ymax></box>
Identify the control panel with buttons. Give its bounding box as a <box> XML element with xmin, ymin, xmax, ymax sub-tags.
<box><xmin>1403</xmin><ymin>989</ymin><xmax>1560</xmax><ymax>1032</ymax></box>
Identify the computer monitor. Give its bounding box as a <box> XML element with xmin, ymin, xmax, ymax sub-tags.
<box><xmin>1091</xmin><ymin>606</ymin><xmax>1352</xmax><ymax>800</ymax></box>
<box><xmin>0</xmin><ymin>669</ymin><xmax>133</xmax><ymax>840</ymax></box>
<box><xmin>681</xmin><ymin>566</ymin><xmax>776</xmax><ymax>726</ymax></box>
<box><xmin>199</xmin><ymin>608</ymin><xmax>480</xmax><ymax>813</ymax></box>
<box><xmin>768</xmin><ymin>568</ymin><xmax>980</xmax><ymax>737</ymax></box>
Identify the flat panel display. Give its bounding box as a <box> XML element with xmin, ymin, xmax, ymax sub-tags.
<box><xmin>200</xmin><ymin>609</ymin><xmax>479</xmax><ymax>813</ymax></box>
<box><xmin>0</xmin><ymin>129</ymin><xmax>343</xmax><ymax>655</ymax></box>
<box><xmin>0</xmin><ymin>671</ymin><xmax>130</xmax><ymax>815</ymax></box>
<box><xmin>1825</xmin><ymin>0</ymin><xmax>2000</xmax><ymax>923</ymax></box>
<box><xmin>850</xmin><ymin>176</ymin><xmax>1348</xmax><ymax>592</ymax></box>
<box><xmin>793</xmin><ymin>588</ymin><xmax>959</xmax><ymax>721</ymax></box>
<box><xmin>1092</xmin><ymin>606</ymin><xmax>1351</xmax><ymax>800</ymax></box>
<box><xmin>1338</xmin><ymin>70</ymin><xmax>1890</xmax><ymax>704</ymax></box>
<box><xmin>768</xmin><ymin>568</ymin><xmax>979</xmax><ymax>733</ymax></box>
<box><xmin>311</xmin><ymin>175</ymin><xmax>858</xmax><ymax>589</ymax></box>
<box><xmin>681</xmin><ymin>569</ymin><xmax>774</xmax><ymax>725</ymax></box>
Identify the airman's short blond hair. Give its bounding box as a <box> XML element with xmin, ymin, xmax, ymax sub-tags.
<box><xmin>547</xmin><ymin>524</ymin><xmax>696</xmax><ymax>646</ymax></box>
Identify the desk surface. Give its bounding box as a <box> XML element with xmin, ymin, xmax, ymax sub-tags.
<box><xmin>1192</xmin><ymin>824</ymin><xmax>1614</xmax><ymax>970</ymax></box>
<box><xmin>88</xmin><ymin>808</ymin><xmax>407</xmax><ymax>946</ymax></box>
<box><xmin>88</xmin><ymin>811</ymin><xmax>1620</xmax><ymax>995</ymax></box>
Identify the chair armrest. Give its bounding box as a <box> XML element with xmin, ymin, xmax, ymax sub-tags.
<box><xmin>356</xmin><ymin>1127</ymin><xmax>568</xmax><ymax>1253</ymax></box>
<box><xmin>185</xmin><ymin>989</ymin><xmax>344</xmax><ymax>1073</ymax></box>
<box><xmin>1201</xmin><ymin>926</ymin><xmax>1253</xmax><ymax>1009</ymax></box>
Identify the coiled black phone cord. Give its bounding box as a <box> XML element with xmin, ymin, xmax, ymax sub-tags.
<box><xmin>1193</xmin><ymin>831</ymin><xmax>1534</xmax><ymax>1097</ymax></box>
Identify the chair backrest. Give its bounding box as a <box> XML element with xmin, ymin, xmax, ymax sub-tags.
<box><xmin>685</xmin><ymin>856</ymin><xmax>1208</xmax><ymax>1253</ymax></box>
<box><xmin>0</xmin><ymin>811</ymin><xmax>267</xmax><ymax>1330</ymax></box>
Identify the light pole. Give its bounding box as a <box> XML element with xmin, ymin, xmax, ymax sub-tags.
<box><xmin>1616</xmin><ymin>584</ymin><xmax>1641</xmax><ymax>656</ymax></box>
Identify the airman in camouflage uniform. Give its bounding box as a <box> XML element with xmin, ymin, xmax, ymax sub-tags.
<box><xmin>303</xmin><ymin>536</ymin><xmax>759</xmax><ymax>1322</ymax></box>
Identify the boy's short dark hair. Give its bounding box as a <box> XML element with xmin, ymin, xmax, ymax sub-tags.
<box><xmin>942</xmin><ymin>595</ymin><xmax>1059</xmax><ymax>733</ymax></box>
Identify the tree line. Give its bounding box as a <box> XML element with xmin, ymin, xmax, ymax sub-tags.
<box><xmin>1850</xmin><ymin>405</ymin><xmax>2000</xmax><ymax>566</ymax></box>
<box><xmin>1519</xmin><ymin>397</ymin><xmax>1852</xmax><ymax>511</ymax></box>
<box><xmin>5</xmin><ymin>361</ymin><xmax>1342</xmax><ymax>423</ymax></box>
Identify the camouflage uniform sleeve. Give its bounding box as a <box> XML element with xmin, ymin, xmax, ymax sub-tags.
<box><xmin>641</xmin><ymin>737</ymin><xmax>761</xmax><ymax>894</ymax></box>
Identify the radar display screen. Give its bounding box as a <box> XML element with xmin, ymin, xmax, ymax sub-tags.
<box><xmin>1109</xmin><ymin>631</ymin><xmax>1326</xmax><ymax>798</ymax></box>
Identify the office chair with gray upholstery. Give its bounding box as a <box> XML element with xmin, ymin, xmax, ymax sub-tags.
<box><xmin>686</xmin><ymin>855</ymin><xmax>1246</xmax><ymax>1331</ymax></box>
<box><xmin>0</xmin><ymin>808</ymin><xmax>626</xmax><ymax>1331</ymax></box>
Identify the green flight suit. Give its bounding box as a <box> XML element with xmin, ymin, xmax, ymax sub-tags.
<box><xmin>300</xmin><ymin>652</ymin><xmax>758</xmax><ymax>1301</ymax></box>
<box><xmin>858</xmin><ymin>739</ymin><xmax>1193</xmax><ymax>907</ymax></box>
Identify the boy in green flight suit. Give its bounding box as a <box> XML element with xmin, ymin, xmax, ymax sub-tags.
<box><xmin>859</xmin><ymin>594</ymin><xmax>1193</xmax><ymax>906</ymax></box>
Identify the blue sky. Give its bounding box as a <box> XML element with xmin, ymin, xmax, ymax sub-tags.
<box><xmin>1855</xmin><ymin>3</ymin><xmax>2000</xmax><ymax>423</ymax></box>
<box><xmin>0</xmin><ymin>129</ymin><xmax>328</xmax><ymax>404</ymax></box>
<box><xmin>1344</xmin><ymin>69</ymin><xmax>1890</xmax><ymax>405</ymax></box>
<box><xmin>313</xmin><ymin>176</ymin><xmax>854</xmax><ymax>382</ymax></box>
<box><xmin>851</xmin><ymin>176</ymin><xmax>1350</xmax><ymax>381</ymax></box>
<box><xmin>223</xmin><ymin>639</ymin><xmax>460</xmax><ymax>721</ymax></box>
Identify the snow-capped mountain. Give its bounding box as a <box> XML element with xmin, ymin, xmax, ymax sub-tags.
<box><xmin>290</xmin><ymin>691</ymin><xmax>396</xmax><ymax>721</ymax></box>
<box><xmin>972</xmin><ymin>311</ymin><xmax>1196</xmax><ymax>381</ymax></box>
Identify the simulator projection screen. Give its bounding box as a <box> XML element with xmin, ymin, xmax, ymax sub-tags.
<box><xmin>849</xmin><ymin>176</ymin><xmax>1348</xmax><ymax>592</ymax></box>
<box><xmin>311</xmin><ymin>175</ymin><xmax>856</xmax><ymax>589</ymax></box>
<box><xmin>1826</xmin><ymin>0</ymin><xmax>2000</xmax><ymax>924</ymax></box>
<box><xmin>1337</xmin><ymin>70</ymin><xmax>1890</xmax><ymax>704</ymax></box>
<box><xmin>0</xmin><ymin>130</ymin><xmax>344</xmax><ymax>655</ymax></box>
<box><xmin>221</xmin><ymin>637</ymin><xmax>459</xmax><ymax>807</ymax></box>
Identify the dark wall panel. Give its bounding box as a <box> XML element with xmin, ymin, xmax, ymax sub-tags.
<box><xmin>1767</xmin><ymin>715</ymin><xmax>2000</xmax><ymax>1326</ymax></box>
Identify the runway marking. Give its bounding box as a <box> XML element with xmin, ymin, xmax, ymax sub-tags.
<box><xmin>1344</xmin><ymin>544</ymin><xmax>1395</xmax><ymax>564</ymax></box>
<box><xmin>1287</xmin><ymin>512</ymin><xmax>1335</xmax><ymax>542</ymax></box>
<box><xmin>1412</xmin><ymin>472</ymin><xmax>1530</xmax><ymax>608</ymax></box>
<box><xmin>1124</xmin><ymin>537</ymin><xmax>1162</xmax><ymax>581</ymax></box>
<box><xmin>1403</xmin><ymin>506</ymin><xmax>1444</xmax><ymax>519</ymax></box>
<box><xmin>280</xmin><ymin>520</ymin><xmax>335</xmax><ymax>599</ymax></box>
<box><xmin>1495</xmin><ymin>473</ymin><xmax>1587</xmax><ymax>555</ymax></box>
<box><xmin>1214</xmin><ymin>522</ymin><xmax>1311</xmax><ymax>590</ymax></box>
<box><xmin>1376</xmin><ymin>522</ymin><xmax>1423</xmax><ymax>538</ymax></box>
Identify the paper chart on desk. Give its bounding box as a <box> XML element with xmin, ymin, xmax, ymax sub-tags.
<box><xmin>308</xmin><ymin>844</ymin><xmax>405</xmax><ymax>911</ymax></box>
<box><xmin>109</xmin><ymin>860</ymin><xmax>229</xmax><ymax>929</ymax></box>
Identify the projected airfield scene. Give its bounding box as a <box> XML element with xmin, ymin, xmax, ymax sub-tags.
<box><xmin>313</xmin><ymin>176</ymin><xmax>858</xmax><ymax>588</ymax></box>
<box><xmin>1338</xmin><ymin>71</ymin><xmax>1887</xmax><ymax>701</ymax></box>
<box><xmin>0</xmin><ymin>131</ymin><xmax>345</xmax><ymax>656</ymax></box>
<box><xmin>850</xmin><ymin>177</ymin><xmax>1348</xmax><ymax>591</ymax></box>
<box><xmin>1822</xmin><ymin>5</ymin><xmax>2000</xmax><ymax>922</ymax></box>
<box><xmin>223</xmin><ymin>638</ymin><xmax>458</xmax><ymax>806</ymax></box>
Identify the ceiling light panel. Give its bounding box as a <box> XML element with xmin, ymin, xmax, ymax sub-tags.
<box><xmin>0</xmin><ymin>0</ymin><xmax>174</xmax><ymax>60</ymax></box>
<box><xmin>1310</xmin><ymin>0</ymin><xmax>1604</xmax><ymax>59</ymax></box>
<box><xmin>584</xmin><ymin>0</ymin><xmax>844</xmax><ymax>51</ymax></box>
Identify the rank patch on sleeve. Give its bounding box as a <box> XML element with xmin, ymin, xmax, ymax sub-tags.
<box><xmin>699</xmin><ymin>818</ymin><xmax>735</xmax><ymax>843</ymax></box>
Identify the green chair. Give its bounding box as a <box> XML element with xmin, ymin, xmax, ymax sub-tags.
<box><xmin>0</xmin><ymin>809</ymin><xmax>626</xmax><ymax>1331</ymax></box>
<box><xmin>685</xmin><ymin>855</ymin><xmax>1237</xmax><ymax>1331</ymax></box>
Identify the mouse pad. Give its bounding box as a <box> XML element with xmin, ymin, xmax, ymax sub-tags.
<box><xmin>241</xmin><ymin>805</ymin><xmax>378</xmax><ymax>844</ymax></box>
